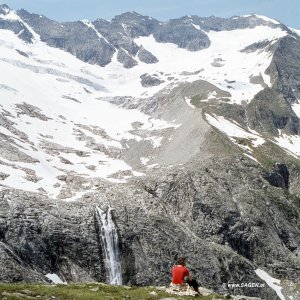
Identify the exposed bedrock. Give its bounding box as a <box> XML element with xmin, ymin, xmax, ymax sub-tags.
<box><xmin>0</xmin><ymin>156</ymin><xmax>299</xmax><ymax>299</ymax></box>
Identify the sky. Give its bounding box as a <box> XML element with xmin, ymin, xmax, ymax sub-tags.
<box><xmin>1</xmin><ymin>0</ymin><xmax>300</xmax><ymax>29</ymax></box>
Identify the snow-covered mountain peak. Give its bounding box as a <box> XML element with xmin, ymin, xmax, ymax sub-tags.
<box><xmin>0</xmin><ymin>7</ymin><xmax>300</xmax><ymax>200</ymax></box>
<box><xmin>0</xmin><ymin>4</ymin><xmax>10</xmax><ymax>15</ymax></box>
<box><xmin>114</xmin><ymin>11</ymin><xmax>146</xmax><ymax>20</ymax></box>
<box><xmin>242</xmin><ymin>14</ymin><xmax>280</xmax><ymax>25</ymax></box>
<box><xmin>0</xmin><ymin>6</ymin><xmax>18</xmax><ymax>21</ymax></box>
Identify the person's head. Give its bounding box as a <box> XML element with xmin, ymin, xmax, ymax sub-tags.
<box><xmin>176</xmin><ymin>257</ymin><xmax>186</xmax><ymax>266</ymax></box>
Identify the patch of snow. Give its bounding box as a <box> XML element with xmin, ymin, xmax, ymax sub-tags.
<box><xmin>255</xmin><ymin>269</ymin><xmax>286</xmax><ymax>300</ymax></box>
<box><xmin>289</xmin><ymin>27</ymin><xmax>300</xmax><ymax>36</ymax></box>
<box><xmin>145</xmin><ymin>136</ymin><xmax>164</xmax><ymax>148</ymax></box>
<box><xmin>184</xmin><ymin>97</ymin><xmax>195</xmax><ymax>109</ymax></box>
<box><xmin>45</xmin><ymin>273</ymin><xmax>67</xmax><ymax>285</ymax></box>
<box><xmin>275</xmin><ymin>134</ymin><xmax>300</xmax><ymax>157</ymax></box>
<box><xmin>80</xmin><ymin>20</ymin><xmax>112</xmax><ymax>46</ymax></box>
<box><xmin>254</xmin><ymin>14</ymin><xmax>280</xmax><ymax>25</ymax></box>
<box><xmin>132</xmin><ymin>171</ymin><xmax>145</xmax><ymax>176</ymax></box>
<box><xmin>205</xmin><ymin>113</ymin><xmax>265</xmax><ymax>148</ymax></box>
<box><xmin>140</xmin><ymin>157</ymin><xmax>150</xmax><ymax>165</ymax></box>
<box><xmin>0</xmin><ymin>10</ymin><xmax>19</xmax><ymax>21</ymax></box>
<box><xmin>208</xmin><ymin>91</ymin><xmax>217</xmax><ymax>99</ymax></box>
<box><xmin>243</xmin><ymin>153</ymin><xmax>260</xmax><ymax>164</ymax></box>
<box><xmin>191</xmin><ymin>23</ymin><xmax>205</xmax><ymax>34</ymax></box>
<box><xmin>121</xmin><ymin>23</ymin><xmax>127</xmax><ymax>31</ymax></box>
<box><xmin>292</xmin><ymin>102</ymin><xmax>300</xmax><ymax>118</ymax></box>
<box><xmin>147</xmin><ymin>163</ymin><xmax>159</xmax><ymax>169</ymax></box>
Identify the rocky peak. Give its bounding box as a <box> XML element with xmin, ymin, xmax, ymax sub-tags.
<box><xmin>113</xmin><ymin>11</ymin><xmax>145</xmax><ymax>21</ymax></box>
<box><xmin>186</xmin><ymin>14</ymin><xmax>284</xmax><ymax>33</ymax></box>
<box><xmin>0</xmin><ymin>4</ymin><xmax>10</xmax><ymax>15</ymax></box>
<box><xmin>0</xmin><ymin>5</ymin><xmax>35</xmax><ymax>44</ymax></box>
<box><xmin>112</xmin><ymin>11</ymin><xmax>159</xmax><ymax>38</ymax></box>
<box><xmin>153</xmin><ymin>17</ymin><xmax>210</xmax><ymax>51</ymax></box>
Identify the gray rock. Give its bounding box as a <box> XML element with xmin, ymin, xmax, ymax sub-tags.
<box><xmin>140</xmin><ymin>74</ymin><xmax>164</xmax><ymax>87</ymax></box>
<box><xmin>0</xmin><ymin>172</ymin><xmax>9</xmax><ymax>181</ymax></box>
<box><xmin>117</xmin><ymin>48</ymin><xmax>138</xmax><ymax>68</ymax></box>
<box><xmin>267</xmin><ymin>36</ymin><xmax>300</xmax><ymax>104</ymax></box>
<box><xmin>17</xmin><ymin>9</ymin><xmax>116</xmax><ymax>67</ymax></box>
<box><xmin>0</xmin><ymin>139</ymin><xmax>38</xmax><ymax>163</ymax></box>
<box><xmin>137</xmin><ymin>46</ymin><xmax>158</xmax><ymax>64</ymax></box>
<box><xmin>0</xmin><ymin>6</ymin><xmax>33</xmax><ymax>43</ymax></box>
<box><xmin>112</xmin><ymin>12</ymin><xmax>159</xmax><ymax>38</ymax></box>
<box><xmin>266</xmin><ymin>163</ymin><xmax>289</xmax><ymax>189</ymax></box>
<box><xmin>0</xmin><ymin>4</ymin><xmax>10</xmax><ymax>15</ymax></box>
<box><xmin>93</xmin><ymin>18</ymin><xmax>140</xmax><ymax>58</ymax></box>
<box><xmin>186</xmin><ymin>14</ymin><xmax>287</xmax><ymax>32</ymax></box>
<box><xmin>240</xmin><ymin>40</ymin><xmax>272</xmax><ymax>53</ymax></box>
<box><xmin>16</xmin><ymin>103</ymin><xmax>51</xmax><ymax>121</ymax></box>
<box><xmin>15</xmin><ymin>49</ymin><xmax>29</xmax><ymax>58</ymax></box>
<box><xmin>153</xmin><ymin>19</ymin><xmax>210</xmax><ymax>51</ymax></box>
<box><xmin>246</xmin><ymin>88</ymin><xmax>299</xmax><ymax>136</ymax></box>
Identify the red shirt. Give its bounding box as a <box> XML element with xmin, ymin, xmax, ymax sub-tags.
<box><xmin>172</xmin><ymin>265</ymin><xmax>190</xmax><ymax>284</ymax></box>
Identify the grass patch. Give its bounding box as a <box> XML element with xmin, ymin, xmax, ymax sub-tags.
<box><xmin>0</xmin><ymin>283</ymin><xmax>229</xmax><ymax>300</ymax></box>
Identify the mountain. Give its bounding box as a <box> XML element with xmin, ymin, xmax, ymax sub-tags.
<box><xmin>0</xmin><ymin>4</ymin><xmax>299</xmax><ymax>299</ymax></box>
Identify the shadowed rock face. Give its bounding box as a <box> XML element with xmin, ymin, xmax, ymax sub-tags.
<box><xmin>246</xmin><ymin>88</ymin><xmax>300</xmax><ymax>136</ymax></box>
<box><xmin>17</xmin><ymin>9</ymin><xmax>116</xmax><ymax>67</ymax></box>
<box><xmin>267</xmin><ymin>36</ymin><xmax>300</xmax><ymax>104</ymax></box>
<box><xmin>266</xmin><ymin>163</ymin><xmax>289</xmax><ymax>189</ymax></box>
<box><xmin>0</xmin><ymin>5</ymin><xmax>33</xmax><ymax>43</ymax></box>
<box><xmin>152</xmin><ymin>19</ymin><xmax>210</xmax><ymax>51</ymax></box>
<box><xmin>137</xmin><ymin>46</ymin><xmax>158</xmax><ymax>64</ymax></box>
<box><xmin>117</xmin><ymin>48</ymin><xmax>138</xmax><ymax>68</ymax></box>
<box><xmin>244</xmin><ymin>36</ymin><xmax>300</xmax><ymax>137</ymax></box>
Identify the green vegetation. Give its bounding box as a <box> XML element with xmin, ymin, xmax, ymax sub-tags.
<box><xmin>0</xmin><ymin>283</ymin><xmax>229</xmax><ymax>300</ymax></box>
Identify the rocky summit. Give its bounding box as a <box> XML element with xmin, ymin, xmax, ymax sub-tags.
<box><xmin>0</xmin><ymin>4</ymin><xmax>300</xmax><ymax>300</ymax></box>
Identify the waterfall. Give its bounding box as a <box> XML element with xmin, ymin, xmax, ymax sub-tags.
<box><xmin>95</xmin><ymin>206</ymin><xmax>122</xmax><ymax>285</ymax></box>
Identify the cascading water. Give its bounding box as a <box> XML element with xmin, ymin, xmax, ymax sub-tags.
<box><xmin>95</xmin><ymin>206</ymin><xmax>122</xmax><ymax>285</ymax></box>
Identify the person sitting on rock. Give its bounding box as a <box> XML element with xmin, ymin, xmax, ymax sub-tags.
<box><xmin>171</xmin><ymin>257</ymin><xmax>200</xmax><ymax>295</ymax></box>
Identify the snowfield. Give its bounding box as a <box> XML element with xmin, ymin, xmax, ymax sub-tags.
<box><xmin>0</xmin><ymin>11</ymin><xmax>299</xmax><ymax>199</ymax></box>
<box><xmin>134</xmin><ymin>26</ymin><xmax>287</xmax><ymax>103</ymax></box>
<box><xmin>255</xmin><ymin>269</ymin><xmax>286</xmax><ymax>300</ymax></box>
<box><xmin>0</xmin><ymin>29</ymin><xmax>179</xmax><ymax>198</ymax></box>
<box><xmin>205</xmin><ymin>113</ymin><xmax>265</xmax><ymax>147</ymax></box>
